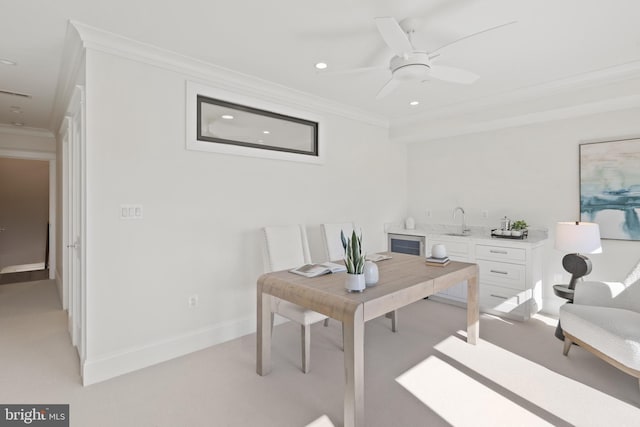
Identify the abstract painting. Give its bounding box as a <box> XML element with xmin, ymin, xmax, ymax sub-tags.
<box><xmin>580</xmin><ymin>138</ymin><xmax>640</xmax><ymax>240</ymax></box>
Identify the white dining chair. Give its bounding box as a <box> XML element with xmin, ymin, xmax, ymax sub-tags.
<box><xmin>320</xmin><ymin>222</ymin><xmax>399</xmax><ymax>332</ymax></box>
<box><xmin>262</xmin><ymin>224</ymin><xmax>330</xmax><ymax>373</ymax></box>
<box><xmin>320</xmin><ymin>222</ymin><xmax>355</xmax><ymax>262</ymax></box>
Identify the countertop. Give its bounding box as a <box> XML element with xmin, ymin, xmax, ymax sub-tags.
<box><xmin>386</xmin><ymin>224</ymin><xmax>548</xmax><ymax>247</ymax></box>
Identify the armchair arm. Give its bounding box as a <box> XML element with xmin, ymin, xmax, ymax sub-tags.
<box><xmin>573</xmin><ymin>280</ymin><xmax>627</xmax><ymax>308</ymax></box>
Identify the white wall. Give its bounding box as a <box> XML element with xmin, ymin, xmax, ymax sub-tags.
<box><xmin>81</xmin><ymin>49</ymin><xmax>406</xmax><ymax>383</ymax></box>
<box><xmin>404</xmin><ymin>108</ymin><xmax>640</xmax><ymax>314</ymax></box>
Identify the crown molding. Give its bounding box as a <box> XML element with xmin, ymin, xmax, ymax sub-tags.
<box><xmin>68</xmin><ymin>21</ymin><xmax>388</xmax><ymax>129</ymax></box>
<box><xmin>0</xmin><ymin>123</ymin><xmax>55</xmax><ymax>139</ymax></box>
<box><xmin>0</xmin><ymin>148</ymin><xmax>55</xmax><ymax>160</ymax></box>
<box><xmin>394</xmin><ymin>60</ymin><xmax>640</xmax><ymax>129</ymax></box>
<box><xmin>392</xmin><ymin>94</ymin><xmax>640</xmax><ymax>144</ymax></box>
<box><xmin>49</xmin><ymin>21</ymin><xmax>86</xmax><ymax>133</ymax></box>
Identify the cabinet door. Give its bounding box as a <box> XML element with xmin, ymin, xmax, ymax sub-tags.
<box><xmin>430</xmin><ymin>238</ymin><xmax>471</xmax><ymax>301</ymax></box>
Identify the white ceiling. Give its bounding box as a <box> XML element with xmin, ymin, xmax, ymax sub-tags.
<box><xmin>1</xmin><ymin>0</ymin><xmax>640</xmax><ymax>134</ymax></box>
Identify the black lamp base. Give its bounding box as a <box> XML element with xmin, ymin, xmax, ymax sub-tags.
<box><xmin>562</xmin><ymin>253</ymin><xmax>592</xmax><ymax>290</ymax></box>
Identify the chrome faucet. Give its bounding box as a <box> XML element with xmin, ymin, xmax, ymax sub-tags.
<box><xmin>453</xmin><ymin>206</ymin><xmax>469</xmax><ymax>235</ymax></box>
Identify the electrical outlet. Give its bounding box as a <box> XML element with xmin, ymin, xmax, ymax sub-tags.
<box><xmin>188</xmin><ymin>294</ymin><xmax>199</xmax><ymax>308</ymax></box>
<box><xmin>425</xmin><ymin>209</ymin><xmax>432</xmax><ymax>218</ymax></box>
<box><xmin>481</xmin><ymin>210</ymin><xmax>489</xmax><ymax>219</ymax></box>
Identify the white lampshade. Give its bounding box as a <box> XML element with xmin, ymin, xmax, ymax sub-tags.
<box><xmin>555</xmin><ymin>221</ymin><xmax>602</xmax><ymax>254</ymax></box>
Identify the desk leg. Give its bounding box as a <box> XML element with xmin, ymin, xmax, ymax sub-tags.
<box><xmin>343</xmin><ymin>305</ymin><xmax>364</xmax><ymax>427</ymax></box>
<box><xmin>257</xmin><ymin>290</ymin><xmax>272</xmax><ymax>376</ymax></box>
<box><xmin>467</xmin><ymin>274</ymin><xmax>479</xmax><ymax>345</ymax></box>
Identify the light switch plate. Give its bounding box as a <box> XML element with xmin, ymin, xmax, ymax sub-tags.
<box><xmin>120</xmin><ymin>204</ymin><xmax>143</xmax><ymax>219</ymax></box>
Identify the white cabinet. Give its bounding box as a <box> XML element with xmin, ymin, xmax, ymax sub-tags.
<box><xmin>475</xmin><ymin>243</ymin><xmax>543</xmax><ymax>321</ymax></box>
<box><xmin>428</xmin><ymin>237</ymin><xmax>472</xmax><ymax>306</ymax></box>
<box><xmin>386</xmin><ymin>227</ymin><xmax>546</xmax><ymax>321</ymax></box>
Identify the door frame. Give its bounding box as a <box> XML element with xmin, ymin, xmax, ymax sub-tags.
<box><xmin>0</xmin><ymin>149</ymin><xmax>56</xmax><ymax>280</ymax></box>
<box><xmin>60</xmin><ymin>85</ymin><xmax>87</xmax><ymax>366</ymax></box>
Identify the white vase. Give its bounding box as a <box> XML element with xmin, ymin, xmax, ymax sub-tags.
<box><xmin>364</xmin><ymin>261</ymin><xmax>379</xmax><ymax>286</ymax></box>
<box><xmin>345</xmin><ymin>273</ymin><xmax>366</xmax><ymax>292</ymax></box>
<box><xmin>405</xmin><ymin>217</ymin><xmax>415</xmax><ymax>230</ymax></box>
<box><xmin>432</xmin><ymin>244</ymin><xmax>447</xmax><ymax>259</ymax></box>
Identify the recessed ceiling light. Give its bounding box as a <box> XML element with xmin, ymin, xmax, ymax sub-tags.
<box><xmin>315</xmin><ymin>62</ymin><xmax>328</xmax><ymax>70</ymax></box>
<box><xmin>409</xmin><ymin>101</ymin><xmax>420</xmax><ymax>106</ymax></box>
<box><xmin>0</xmin><ymin>58</ymin><xmax>17</xmax><ymax>66</ymax></box>
<box><xmin>221</xmin><ymin>114</ymin><xmax>234</xmax><ymax>120</ymax></box>
<box><xmin>263</xmin><ymin>130</ymin><xmax>270</xmax><ymax>134</ymax></box>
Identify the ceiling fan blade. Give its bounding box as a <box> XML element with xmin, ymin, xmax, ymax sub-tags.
<box><xmin>430</xmin><ymin>21</ymin><xmax>517</xmax><ymax>54</ymax></box>
<box><xmin>375</xmin><ymin>77</ymin><xmax>400</xmax><ymax>99</ymax></box>
<box><xmin>374</xmin><ymin>17</ymin><xmax>414</xmax><ymax>56</ymax></box>
<box><xmin>429</xmin><ymin>65</ymin><xmax>479</xmax><ymax>84</ymax></box>
<box><xmin>317</xmin><ymin>65</ymin><xmax>386</xmax><ymax>76</ymax></box>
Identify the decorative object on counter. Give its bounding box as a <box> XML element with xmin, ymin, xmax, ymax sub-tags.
<box><xmin>500</xmin><ymin>216</ymin><xmax>511</xmax><ymax>232</ymax></box>
<box><xmin>431</xmin><ymin>244</ymin><xmax>447</xmax><ymax>259</ymax></box>
<box><xmin>491</xmin><ymin>228</ymin><xmax>528</xmax><ymax>239</ymax></box>
<box><xmin>510</xmin><ymin>220</ymin><xmax>528</xmax><ymax>237</ymax></box>
<box><xmin>405</xmin><ymin>217</ymin><xmax>415</xmax><ymax>230</ymax></box>
<box><xmin>364</xmin><ymin>261</ymin><xmax>379</xmax><ymax>286</ymax></box>
<box><xmin>580</xmin><ymin>137</ymin><xmax>640</xmax><ymax>241</ymax></box>
<box><xmin>425</xmin><ymin>256</ymin><xmax>450</xmax><ymax>267</ymax></box>
<box><xmin>341</xmin><ymin>229</ymin><xmax>366</xmax><ymax>292</ymax></box>
<box><xmin>555</xmin><ymin>221</ymin><xmax>602</xmax><ymax>290</ymax></box>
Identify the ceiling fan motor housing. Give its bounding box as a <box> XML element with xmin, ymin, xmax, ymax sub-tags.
<box><xmin>390</xmin><ymin>52</ymin><xmax>431</xmax><ymax>81</ymax></box>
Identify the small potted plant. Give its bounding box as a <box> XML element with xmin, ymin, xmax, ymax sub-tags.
<box><xmin>341</xmin><ymin>230</ymin><xmax>366</xmax><ymax>292</ymax></box>
<box><xmin>511</xmin><ymin>220</ymin><xmax>528</xmax><ymax>237</ymax></box>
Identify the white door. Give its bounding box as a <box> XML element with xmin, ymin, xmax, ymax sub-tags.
<box><xmin>63</xmin><ymin>86</ymin><xmax>86</xmax><ymax>364</ymax></box>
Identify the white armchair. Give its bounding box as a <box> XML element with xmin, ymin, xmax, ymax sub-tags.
<box><xmin>560</xmin><ymin>260</ymin><xmax>640</xmax><ymax>389</ymax></box>
<box><xmin>262</xmin><ymin>224</ymin><xmax>330</xmax><ymax>373</ymax></box>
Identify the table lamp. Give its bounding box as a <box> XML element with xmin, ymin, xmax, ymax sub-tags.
<box><xmin>555</xmin><ymin>221</ymin><xmax>602</xmax><ymax>290</ymax></box>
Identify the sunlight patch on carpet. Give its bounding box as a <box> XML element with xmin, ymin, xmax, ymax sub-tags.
<box><xmin>396</xmin><ymin>356</ymin><xmax>553</xmax><ymax>427</ymax></box>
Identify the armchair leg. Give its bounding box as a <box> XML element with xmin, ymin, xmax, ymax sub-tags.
<box><xmin>323</xmin><ymin>318</ymin><xmax>329</xmax><ymax>327</ymax></box>
<box><xmin>563</xmin><ymin>336</ymin><xmax>573</xmax><ymax>356</ymax></box>
<box><xmin>385</xmin><ymin>310</ymin><xmax>398</xmax><ymax>332</ymax></box>
<box><xmin>301</xmin><ymin>324</ymin><xmax>310</xmax><ymax>374</ymax></box>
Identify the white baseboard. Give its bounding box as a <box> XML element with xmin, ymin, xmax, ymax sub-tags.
<box><xmin>82</xmin><ymin>315</ymin><xmax>258</xmax><ymax>386</ymax></box>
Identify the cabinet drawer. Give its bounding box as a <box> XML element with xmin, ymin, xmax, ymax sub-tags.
<box><xmin>477</xmin><ymin>260</ymin><xmax>526</xmax><ymax>290</ymax></box>
<box><xmin>476</xmin><ymin>244</ymin><xmax>525</xmax><ymax>263</ymax></box>
<box><xmin>480</xmin><ymin>284</ymin><xmax>527</xmax><ymax>315</ymax></box>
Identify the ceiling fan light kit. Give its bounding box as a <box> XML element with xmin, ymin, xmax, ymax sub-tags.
<box><xmin>326</xmin><ymin>16</ymin><xmax>514</xmax><ymax>99</ymax></box>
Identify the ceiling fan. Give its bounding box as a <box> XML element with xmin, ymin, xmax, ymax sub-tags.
<box><xmin>327</xmin><ymin>17</ymin><xmax>516</xmax><ymax>99</ymax></box>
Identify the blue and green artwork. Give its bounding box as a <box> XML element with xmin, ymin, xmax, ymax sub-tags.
<box><xmin>580</xmin><ymin>138</ymin><xmax>640</xmax><ymax>241</ymax></box>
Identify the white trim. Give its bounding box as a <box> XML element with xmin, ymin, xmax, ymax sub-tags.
<box><xmin>0</xmin><ymin>148</ymin><xmax>55</xmax><ymax>160</ymax></box>
<box><xmin>48</xmin><ymin>159</ymin><xmax>56</xmax><ymax>280</ymax></box>
<box><xmin>393</xmin><ymin>94</ymin><xmax>640</xmax><ymax>144</ymax></box>
<box><xmin>50</xmin><ymin>21</ymin><xmax>86</xmax><ymax>132</ymax></box>
<box><xmin>0</xmin><ymin>124</ymin><xmax>54</xmax><ymax>139</ymax></box>
<box><xmin>68</xmin><ymin>20</ymin><xmax>387</xmax><ymax>129</ymax></box>
<box><xmin>186</xmin><ymin>81</ymin><xmax>325</xmax><ymax>164</ymax></box>
<box><xmin>82</xmin><ymin>316</ymin><xmax>256</xmax><ymax>385</ymax></box>
<box><xmin>393</xmin><ymin>60</ymin><xmax>640</xmax><ymax>128</ymax></box>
